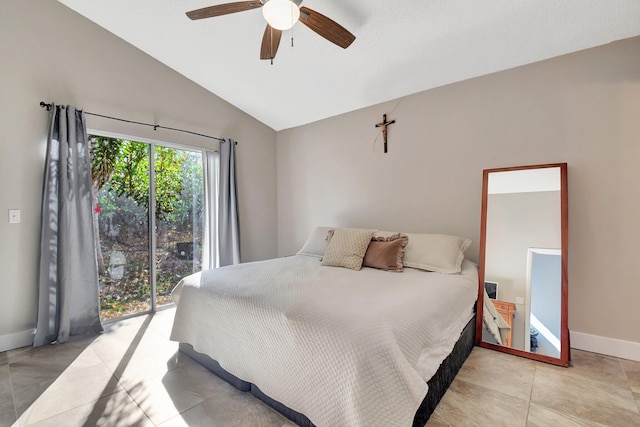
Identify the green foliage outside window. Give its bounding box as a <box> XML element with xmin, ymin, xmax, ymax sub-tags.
<box><xmin>90</xmin><ymin>136</ymin><xmax>187</xmax><ymax>220</ymax></box>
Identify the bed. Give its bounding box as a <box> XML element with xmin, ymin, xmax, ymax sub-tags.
<box><xmin>170</xmin><ymin>228</ymin><xmax>478</xmax><ymax>426</ymax></box>
<box><xmin>482</xmin><ymin>288</ymin><xmax>511</xmax><ymax>346</ymax></box>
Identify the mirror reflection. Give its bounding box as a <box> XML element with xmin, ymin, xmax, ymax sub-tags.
<box><xmin>480</xmin><ymin>167</ymin><xmax>563</xmax><ymax>359</ymax></box>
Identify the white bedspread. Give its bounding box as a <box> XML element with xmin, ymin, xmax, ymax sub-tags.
<box><xmin>482</xmin><ymin>289</ymin><xmax>511</xmax><ymax>346</ymax></box>
<box><xmin>170</xmin><ymin>255</ymin><xmax>477</xmax><ymax>427</ymax></box>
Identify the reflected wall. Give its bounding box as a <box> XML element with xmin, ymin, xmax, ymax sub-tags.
<box><xmin>485</xmin><ymin>189</ymin><xmax>560</xmax><ymax>352</ymax></box>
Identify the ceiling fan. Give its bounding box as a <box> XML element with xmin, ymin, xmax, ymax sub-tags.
<box><xmin>186</xmin><ymin>0</ymin><xmax>356</xmax><ymax>62</ymax></box>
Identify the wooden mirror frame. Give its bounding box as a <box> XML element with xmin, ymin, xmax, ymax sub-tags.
<box><xmin>475</xmin><ymin>163</ymin><xmax>569</xmax><ymax>367</ymax></box>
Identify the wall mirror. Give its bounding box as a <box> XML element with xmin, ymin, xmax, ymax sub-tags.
<box><xmin>476</xmin><ymin>163</ymin><xmax>569</xmax><ymax>366</ymax></box>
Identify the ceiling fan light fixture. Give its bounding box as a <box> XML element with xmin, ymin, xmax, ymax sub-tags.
<box><xmin>262</xmin><ymin>0</ymin><xmax>300</xmax><ymax>30</ymax></box>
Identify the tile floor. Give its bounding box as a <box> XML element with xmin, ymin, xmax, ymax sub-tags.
<box><xmin>0</xmin><ymin>308</ymin><xmax>638</xmax><ymax>426</ymax></box>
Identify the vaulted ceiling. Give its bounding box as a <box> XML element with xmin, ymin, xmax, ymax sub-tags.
<box><xmin>56</xmin><ymin>0</ymin><xmax>640</xmax><ymax>131</ymax></box>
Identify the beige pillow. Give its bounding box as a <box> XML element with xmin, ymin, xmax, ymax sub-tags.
<box><xmin>321</xmin><ymin>228</ymin><xmax>376</xmax><ymax>270</ymax></box>
<box><xmin>403</xmin><ymin>233</ymin><xmax>471</xmax><ymax>274</ymax></box>
<box><xmin>363</xmin><ymin>233</ymin><xmax>408</xmax><ymax>272</ymax></box>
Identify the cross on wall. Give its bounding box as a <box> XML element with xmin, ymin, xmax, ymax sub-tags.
<box><xmin>375</xmin><ymin>113</ymin><xmax>396</xmax><ymax>153</ymax></box>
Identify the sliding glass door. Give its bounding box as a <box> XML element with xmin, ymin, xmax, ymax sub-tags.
<box><xmin>154</xmin><ymin>147</ymin><xmax>204</xmax><ymax>308</ymax></box>
<box><xmin>91</xmin><ymin>135</ymin><xmax>206</xmax><ymax>320</ymax></box>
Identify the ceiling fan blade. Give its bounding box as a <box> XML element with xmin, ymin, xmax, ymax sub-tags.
<box><xmin>186</xmin><ymin>1</ymin><xmax>262</xmax><ymax>20</ymax></box>
<box><xmin>260</xmin><ymin>24</ymin><xmax>283</xmax><ymax>61</ymax></box>
<box><xmin>298</xmin><ymin>7</ymin><xmax>355</xmax><ymax>49</ymax></box>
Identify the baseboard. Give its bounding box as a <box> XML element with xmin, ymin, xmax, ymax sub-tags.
<box><xmin>570</xmin><ymin>331</ymin><xmax>640</xmax><ymax>362</ymax></box>
<box><xmin>0</xmin><ymin>329</ymin><xmax>34</xmax><ymax>352</ymax></box>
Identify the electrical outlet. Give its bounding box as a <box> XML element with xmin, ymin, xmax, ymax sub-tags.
<box><xmin>515</xmin><ymin>297</ymin><xmax>524</xmax><ymax>305</ymax></box>
<box><xmin>9</xmin><ymin>209</ymin><xmax>20</xmax><ymax>224</ymax></box>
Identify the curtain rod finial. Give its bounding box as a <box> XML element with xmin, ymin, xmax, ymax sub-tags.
<box><xmin>39</xmin><ymin>102</ymin><xmax>52</xmax><ymax>111</ymax></box>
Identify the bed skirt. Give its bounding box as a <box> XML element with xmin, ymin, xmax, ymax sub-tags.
<box><xmin>179</xmin><ymin>314</ymin><xmax>476</xmax><ymax>426</ymax></box>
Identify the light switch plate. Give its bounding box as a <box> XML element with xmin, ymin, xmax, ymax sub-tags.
<box><xmin>9</xmin><ymin>209</ymin><xmax>20</xmax><ymax>224</ymax></box>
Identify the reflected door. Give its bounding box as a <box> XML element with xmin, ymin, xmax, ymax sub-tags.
<box><xmin>526</xmin><ymin>248</ymin><xmax>561</xmax><ymax>357</ymax></box>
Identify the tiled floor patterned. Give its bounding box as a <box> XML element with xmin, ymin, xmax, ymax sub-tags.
<box><xmin>1</xmin><ymin>309</ymin><xmax>638</xmax><ymax>426</ymax></box>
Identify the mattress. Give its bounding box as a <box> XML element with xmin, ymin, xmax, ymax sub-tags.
<box><xmin>170</xmin><ymin>255</ymin><xmax>478</xmax><ymax>427</ymax></box>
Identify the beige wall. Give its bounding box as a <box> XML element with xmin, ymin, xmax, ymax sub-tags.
<box><xmin>277</xmin><ymin>37</ymin><xmax>640</xmax><ymax>348</ymax></box>
<box><xmin>0</xmin><ymin>0</ymin><xmax>277</xmax><ymax>349</ymax></box>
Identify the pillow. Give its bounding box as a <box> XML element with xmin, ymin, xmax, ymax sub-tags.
<box><xmin>321</xmin><ymin>228</ymin><xmax>376</xmax><ymax>270</ymax></box>
<box><xmin>297</xmin><ymin>226</ymin><xmax>334</xmax><ymax>258</ymax></box>
<box><xmin>363</xmin><ymin>233</ymin><xmax>408</xmax><ymax>272</ymax></box>
<box><xmin>326</xmin><ymin>228</ymin><xmax>335</xmax><ymax>242</ymax></box>
<box><xmin>403</xmin><ymin>233</ymin><xmax>471</xmax><ymax>274</ymax></box>
<box><xmin>373</xmin><ymin>230</ymin><xmax>401</xmax><ymax>238</ymax></box>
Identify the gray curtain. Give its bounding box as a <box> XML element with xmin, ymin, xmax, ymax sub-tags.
<box><xmin>218</xmin><ymin>138</ymin><xmax>240</xmax><ymax>266</ymax></box>
<box><xmin>34</xmin><ymin>104</ymin><xmax>103</xmax><ymax>346</ymax></box>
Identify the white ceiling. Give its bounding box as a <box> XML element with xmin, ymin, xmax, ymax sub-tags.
<box><xmin>56</xmin><ymin>0</ymin><xmax>640</xmax><ymax>131</ymax></box>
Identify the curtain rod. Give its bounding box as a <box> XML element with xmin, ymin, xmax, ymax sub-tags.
<box><xmin>39</xmin><ymin>102</ymin><xmax>232</xmax><ymax>144</ymax></box>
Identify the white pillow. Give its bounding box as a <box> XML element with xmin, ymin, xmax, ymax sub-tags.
<box><xmin>403</xmin><ymin>233</ymin><xmax>471</xmax><ymax>274</ymax></box>
<box><xmin>321</xmin><ymin>228</ymin><xmax>376</xmax><ymax>270</ymax></box>
<box><xmin>296</xmin><ymin>226</ymin><xmax>334</xmax><ymax>258</ymax></box>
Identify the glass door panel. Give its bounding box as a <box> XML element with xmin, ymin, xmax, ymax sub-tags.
<box><xmin>93</xmin><ymin>138</ymin><xmax>151</xmax><ymax>321</ymax></box>
<box><xmin>154</xmin><ymin>147</ymin><xmax>204</xmax><ymax>307</ymax></box>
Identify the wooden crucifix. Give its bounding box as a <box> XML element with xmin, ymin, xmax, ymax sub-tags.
<box><xmin>375</xmin><ymin>113</ymin><xmax>396</xmax><ymax>153</ymax></box>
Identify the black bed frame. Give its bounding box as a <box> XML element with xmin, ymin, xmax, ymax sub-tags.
<box><xmin>179</xmin><ymin>315</ymin><xmax>476</xmax><ymax>426</ymax></box>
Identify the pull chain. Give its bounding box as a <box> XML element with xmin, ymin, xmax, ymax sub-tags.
<box><xmin>290</xmin><ymin>5</ymin><xmax>295</xmax><ymax>47</ymax></box>
<box><xmin>270</xmin><ymin>25</ymin><xmax>274</xmax><ymax>65</ymax></box>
